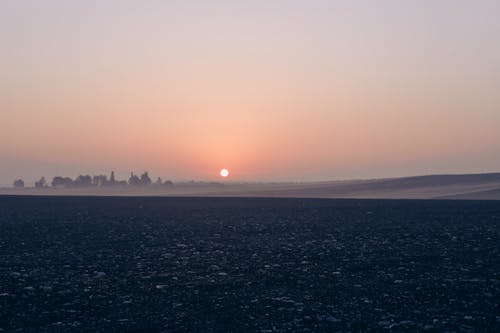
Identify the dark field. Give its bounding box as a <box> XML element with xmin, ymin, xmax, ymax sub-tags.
<box><xmin>0</xmin><ymin>197</ymin><xmax>499</xmax><ymax>332</ymax></box>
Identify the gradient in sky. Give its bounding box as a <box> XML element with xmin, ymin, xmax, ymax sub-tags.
<box><xmin>1</xmin><ymin>0</ymin><xmax>500</xmax><ymax>184</ymax></box>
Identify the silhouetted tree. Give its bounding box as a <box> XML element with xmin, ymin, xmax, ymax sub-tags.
<box><xmin>35</xmin><ymin>177</ymin><xmax>47</xmax><ymax>188</ymax></box>
<box><xmin>155</xmin><ymin>177</ymin><xmax>162</xmax><ymax>185</ymax></box>
<box><xmin>163</xmin><ymin>180</ymin><xmax>173</xmax><ymax>186</ymax></box>
<box><xmin>52</xmin><ymin>176</ymin><xmax>73</xmax><ymax>188</ymax></box>
<box><xmin>140</xmin><ymin>172</ymin><xmax>152</xmax><ymax>186</ymax></box>
<box><xmin>128</xmin><ymin>172</ymin><xmax>141</xmax><ymax>186</ymax></box>
<box><xmin>74</xmin><ymin>175</ymin><xmax>92</xmax><ymax>187</ymax></box>
<box><xmin>13</xmin><ymin>179</ymin><xmax>24</xmax><ymax>188</ymax></box>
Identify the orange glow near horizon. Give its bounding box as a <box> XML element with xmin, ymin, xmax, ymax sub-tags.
<box><xmin>1</xmin><ymin>1</ymin><xmax>499</xmax><ymax>184</ymax></box>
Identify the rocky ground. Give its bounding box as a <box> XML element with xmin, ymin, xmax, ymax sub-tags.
<box><xmin>0</xmin><ymin>196</ymin><xmax>499</xmax><ymax>332</ymax></box>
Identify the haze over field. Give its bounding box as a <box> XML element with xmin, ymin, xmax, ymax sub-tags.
<box><xmin>3</xmin><ymin>173</ymin><xmax>500</xmax><ymax>201</ymax></box>
<box><xmin>1</xmin><ymin>1</ymin><xmax>500</xmax><ymax>184</ymax></box>
<box><xmin>2</xmin><ymin>3</ymin><xmax>500</xmax><ymax>330</ymax></box>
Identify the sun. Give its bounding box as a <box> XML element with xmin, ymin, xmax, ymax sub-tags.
<box><xmin>220</xmin><ymin>168</ymin><xmax>229</xmax><ymax>178</ymax></box>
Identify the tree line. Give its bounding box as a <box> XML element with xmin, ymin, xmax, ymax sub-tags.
<box><xmin>13</xmin><ymin>171</ymin><xmax>173</xmax><ymax>189</ymax></box>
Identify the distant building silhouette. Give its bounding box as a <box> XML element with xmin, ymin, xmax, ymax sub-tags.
<box><xmin>93</xmin><ymin>175</ymin><xmax>107</xmax><ymax>187</ymax></box>
<box><xmin>13</xmin><ymin>179</ymin><xmax>24</xmax><ymax>188</ymax></box>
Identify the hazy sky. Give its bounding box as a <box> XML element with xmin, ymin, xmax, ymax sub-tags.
<box><xmin>1</xmin><ymin>0</ymin><xmax>500</xmax><ymax>184</ymax></box>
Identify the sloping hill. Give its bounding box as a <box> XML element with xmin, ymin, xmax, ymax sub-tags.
<box><xmin>2</xmin><ymin>173</ymin><xmax>500</xmax><ymax>199</ymax></box>
<box><xmin>207</xmin><ymin>173</ymin><xmax>500</xmax><ymax>199</ymax></box>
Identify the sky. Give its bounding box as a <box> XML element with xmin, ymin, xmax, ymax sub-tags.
<box><xmin>1</xmin><ymin>0</ymin><xmax>500</xmax><ymax>185</ymax></box>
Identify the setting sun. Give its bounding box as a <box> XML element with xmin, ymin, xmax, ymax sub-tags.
<box><xmin>220</xmin><ymin>169</ymin><xmax>229</xmax><ymax>178</ymax></box>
